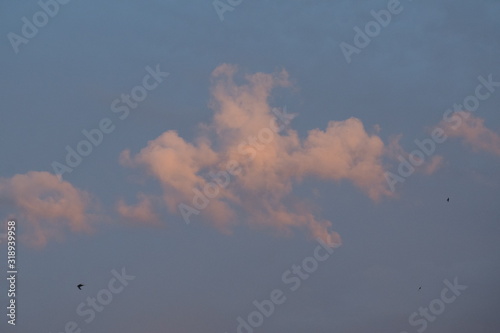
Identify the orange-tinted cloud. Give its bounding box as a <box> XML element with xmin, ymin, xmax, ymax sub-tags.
<box><xmin>117</xmin><ymin>193</ymin><xmax>161</xmax><ymax>226</ymax></box>
<box><xmin>440</xmin><ymin>111</ymin><xmax>500</xmax><ymax>156</ymax></box>
<box><xmin>386</xmin><ymin>133</ymin><xmax>444</xmax><ymax>177</ymax></box>
<box><xmin>421</xmin><ymin>155</ymin><xmax>444</xmax><ymax>175</ymax></box>
<box><xmin>0</xmin><ymin>171</ymin><xmax>93</xmax><ymax>247</ymax></box>
<box><xmin>120</xmin><ymin>64</ymin><xmax>400</xmax><ymax>247</ymax></box>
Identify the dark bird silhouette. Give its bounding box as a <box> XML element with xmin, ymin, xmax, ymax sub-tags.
<box><xmin>77</xmin><ymin>284</ymin><xmax>84</xmax><ymax>290</ymax></box>
<box><xmin>447</xmin><ymin>198</ymin><xmax>450</xmax><ymax>202</ymax></box>
<box><xmin>418</xmin><ymin>286</ymin><xmax>422</xmax><ymax>291</ymax></box>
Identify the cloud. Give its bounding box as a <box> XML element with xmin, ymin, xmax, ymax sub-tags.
<box><xmin>421</xmin><ymin>155</ymin><xmax>444</xmax><ymax>175</ymax></box>
<box><xmin>0</xmin><ymin>171</ymin><xmax>94</xmax><ymax>247</ymax></box>
<box><xmin>386</xmin><ymin>134</ymin><xmax>444</xmax><ymax>177</ymax></box>
<box><xmin>117</xmin><ymin>193</ymin><xmax>161</xmax><ymax>226</ymax></box>
<box><xmin>440</xmin><ymin>111</ymin><xmax>500</xmax><ymax>156</ymax></box>
<box><xmin>120</xmin><ymin>64</ymin><xmax>400</xmax><ymax>247</ymax></box>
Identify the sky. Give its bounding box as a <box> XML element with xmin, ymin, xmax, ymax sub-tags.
<box><xmin>1</xmin><ymin>0</ymin><xmax>500</xmax><ymax>332</ymax></box>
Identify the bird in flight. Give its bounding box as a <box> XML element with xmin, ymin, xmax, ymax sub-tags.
<box><xmin>447</xmin><ymin>198</ymin><xmax>450</xmax><ymax>202</ymax></box>
<box><xmin>77</xmin><ymin>284</ymin><xmax>84</xmax><ymax>290</ymax></box>
<box><xmin>418</xmin><ymin>286</ymin><xmax>422</xmax><ymax>291</ymax></box>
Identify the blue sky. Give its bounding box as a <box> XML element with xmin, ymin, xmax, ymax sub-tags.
<box><xmin>1</xmin><ymin>0</ymin><xmax>500</xmax><ymax>332</ymax></box>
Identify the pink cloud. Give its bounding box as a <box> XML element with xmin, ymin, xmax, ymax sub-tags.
<box><xmin>440</xmin><ymin>111</ymin><xmax>500</xmax><ymax>156</ymax></box>
<box><xmin>386</xmin><ymin>134</ymin><xmax>444</xmax><ymax>176</ymax></box>
<box><xmin>0</xmin><ymin>171</ymin><xmax>94</xmax><ymax>247</ymax></box>
<box><xmin>120</xmin><ymin>65</ymin><xmax>401</xmax><ymax>247</ymax></box>
<box><xmin>421</xmin><ymin>155</ymin><xmax>444</xmax><ymax>175</ymax></box>
<box><xmin>116</xmin><ymin>193</ymin><xmax>161</xmax><ymax>226</ymax></box>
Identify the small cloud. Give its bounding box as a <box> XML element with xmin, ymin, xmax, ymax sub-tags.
<box><xmin>117</xmin><ymin>193</ymin><xmax>161</xmax><ymax>226</ymax></box>
<box><xmin>440</xmin><ymin>111</ymin><xmax>500</xmax><ymax>156</ymax></box>
<box><xmin>0</xmin><ymin>171</ymin><xmax>95</xmax><ymax>248</ymax></box>
<box><xmin>421</xmin><ymin>155</ymin><xmax>444</xmax><ymax>175</ymax></box>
